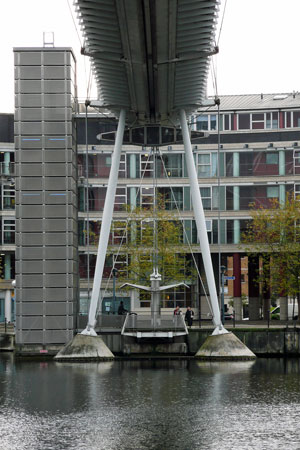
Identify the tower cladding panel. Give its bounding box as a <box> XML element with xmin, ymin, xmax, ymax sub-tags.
<box><xmin>14</xmin><ymin>48</ymin><xmax>79</xmax><ymax>347</ymax></box>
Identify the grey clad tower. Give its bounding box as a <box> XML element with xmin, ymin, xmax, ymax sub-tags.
<box><xmin>14</xmin><ymin>48</ymin><xmax>78</xmax><ymax>349</ymax></box>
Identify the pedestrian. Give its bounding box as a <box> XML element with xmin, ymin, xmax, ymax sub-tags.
<box><xmin>185</xmin><ymin>306</ymin><xmax>194</xmax><ymax>327</ymax></box>
<box><xmin>173</xmin><ymin>305</ymin><xmax>181</xmax><ymax>315</ymax></box>
<box><xmin>118</xmin><ymin>301</ymin><xmax>127</xmax><ymax>315</ymax></box>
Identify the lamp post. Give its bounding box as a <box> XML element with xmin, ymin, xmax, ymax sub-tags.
<box><xmin>220</xmin><ymin>265</ymin><xmax>226</xmax><ymax>325</ymax></box>
<box><xmin>112</xmin><ymin>267</ymin><xmax>118</xmax><ymax>314</ymax></box>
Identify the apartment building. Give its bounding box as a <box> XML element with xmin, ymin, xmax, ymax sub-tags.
<box><xmin>1</xmin><ymin>92</ymin><xmax>300</xmax><ymax>324</ymax></box>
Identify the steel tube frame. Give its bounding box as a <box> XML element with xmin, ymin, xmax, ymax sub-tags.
<box><xmin>179</xmin><ymin>109</ymin><xmax>226</xmax><ymax>334</ymax></box>
<box><xmin>82</xmin><ymin>109</ymin><xmax>126</xmax><ymax>336</ymax></box>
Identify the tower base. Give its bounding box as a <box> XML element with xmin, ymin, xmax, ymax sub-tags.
<box><xmin>54</xmin><ymin>334</ymin><xmax>114</xmax><ymax>361</ymax></box>
<box><xmin>195</xmin><ymin>332</ymin><xmax>256</xmax><ymax>360</ymax></box>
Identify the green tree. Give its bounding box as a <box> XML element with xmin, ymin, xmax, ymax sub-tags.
<box><xmin>116</xmin><ymin>203</ymin><xmax>196</xmax><ymax>286</ymax></box>
<box><xmin>242</xmin><ymin>194</ymin><xmax>300</xmax><ymax>318</ymax></box>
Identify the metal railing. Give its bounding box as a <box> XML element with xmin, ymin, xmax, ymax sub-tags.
<box><xmin>77</xmin><ymin>314</ymin><xmax>126</xmax><ymax>331</ymax></box>
<box><xmin>122</xmin><ymin>312</ymin><xmax>187</xmax><ymax>333</ymax></box>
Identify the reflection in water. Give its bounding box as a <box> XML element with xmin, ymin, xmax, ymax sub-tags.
<box><xmin>0</xmin><ymin>357</ymin><xmax>300</xmax><ymax>449</ymax></box>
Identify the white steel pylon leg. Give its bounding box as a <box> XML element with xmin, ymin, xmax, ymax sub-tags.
<box><xmin>179</xmin><ymin>109</ymin><xmax>227</xmax><ymax>335</ymax></box>
<box><xmin>82</xmin><ymin>109</ymin><xmax>126</xmax><ymax>336</ymax></box>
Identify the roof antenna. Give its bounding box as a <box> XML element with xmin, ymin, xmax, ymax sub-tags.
<box><xmin>43</xmin><ymin>32</ymin><xmax>55</xmax><ymax>48</ymax></box>
<box><xmin>261</xmin><ymin>93</ymin><xmax>263</xmax><ymax>100</ymax></box>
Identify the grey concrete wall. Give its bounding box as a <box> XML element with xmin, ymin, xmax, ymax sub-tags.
<box><xmin>187</xmin><ymin>328</ymin><xmax>300</xmax><ymax>355</ymax></box>
<box><xmin>100</xmin><ymin>329</ymin><xmax>300</xmax><ymax>356</ymax></box>
<box><xmin>14</xmin><ymin>48</ymin><xmax>78</xmax><ymax>346</ymax></box>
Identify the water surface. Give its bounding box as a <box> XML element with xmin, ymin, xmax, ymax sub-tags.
<box><xmin>1</xmin><ymin>355</ymin><xmax>300</xmax><ymax>450</ymax></box>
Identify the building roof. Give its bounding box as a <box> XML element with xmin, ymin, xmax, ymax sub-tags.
<box><xmin>205</xmin><ymin>92</ymin><xmax>300</xmax><ymax>112</ymax></box>
<box><xmin>75</xmin><ymin>0</ymin><xmax>220</xmax><ymax>125</ymax></box>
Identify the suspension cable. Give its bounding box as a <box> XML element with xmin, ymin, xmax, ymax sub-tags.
<box><xmin>158</xmin><ymin>149</ymin><xmax>214</xmax><ymax>316</ymax></box>
<box><xmin>97</xmin><ymin>151</ymin><xmax>154</xmax><ymax>312</ymax></box>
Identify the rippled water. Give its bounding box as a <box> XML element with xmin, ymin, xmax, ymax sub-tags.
<box><xmin>1</xmin><ymin>355</ymin><xmax>300</xmax><ymax>450</ymax></box>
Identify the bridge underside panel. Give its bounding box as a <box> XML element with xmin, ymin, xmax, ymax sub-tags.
<box><xmin>76</xmin><ymin>0</ymin><xmax>219</xmax><ymax>125</ymax></box>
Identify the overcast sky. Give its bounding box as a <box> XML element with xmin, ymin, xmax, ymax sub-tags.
<box><xmin>0</xmin><ymin>0</ymin><xmax>299</xmax><ymax>113</ymax></box>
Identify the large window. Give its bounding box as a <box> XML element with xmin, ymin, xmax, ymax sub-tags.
<box><xmin>78</xmin><ymin>186</ymin><xmax>127</xmax><ymax>212</ymax></box>
<box><xmin>0</xmin><ymin>185</ymin><xmax>15</xmax><ymax>210</ymax></box>
<box><xmin>238</xmin><ymin>114</ymin><xmax>250</xmax><ymax>130</ymax></box>
<box><xmin>196</xmin><ymin>114</ymin><xmax>217</xmax><ymax>131</ymax></box>
<box><xmin>159</xmin><ymin>154</ymin><xmax>183</xmax><ymax>178</ymax></box>
<box><xmin>78</xmin><ymin>153</ymin><xmax>126</xmax><ymax>178</ymax></box>
<box><xmin>0</xmin><ymin>219</ymin><xmax>15</xmax><ymax>244</ymax></box>
<box><xmin>237</xmin><ymin>112</ymin><xmax>281</xmax><ymax>130</ymax></box>
<box><xmin>220</xmin><ymin>114</ymin><xmax>232</xmax><ymax>131</ymax></box>
<box><xmin>266</xmin><ymin>112</ymin><xmax>278</xmax><ymax>129</ymax></box>
<box><xmin>158</xmin><ymin>187</ymin><xmax>183</xmax><ymax>210</ymax></box>
<box><xmin>197</xmin><ymin>153</ymin><xmax>219</xmax><ymax>178</ymax></box>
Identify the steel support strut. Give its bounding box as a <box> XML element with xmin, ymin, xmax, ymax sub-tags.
<box><xmin>179</xmin><ymin>109</ymin><xmax>227</xmax><ymax>334</ymax></box>
<box><xmin>82</xmin><ymin>109</ymin><xmax>126</xmax><ymax>336</ymax></box>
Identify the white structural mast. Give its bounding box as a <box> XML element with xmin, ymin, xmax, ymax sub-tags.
<box><xmin>82</xmin><ymin>109</ymin><xmax>126</xmax><ymax>335</ymax></box>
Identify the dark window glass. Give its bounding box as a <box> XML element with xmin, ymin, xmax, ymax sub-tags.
<box><xmin>240</xmin><ymin>152</ymin><xmax>253</xmax><ymax>176</ymax></box>
<box><xmin>146</xmin><ymin>126</ymin><xmax>160</xmax><ymax>145</ymax></box>
<box><xmin>132</xmin><ymin>127</ymin><xmax>145</xmax><ymax>144</ymax></box>
<box><xmin>226</xmin><ymin>186</ymin><xmax>233</xmax><ymax>210</ymax></box>
<box><xmin>227</xmin><ymin>220</ymin><xmax>234</xmax><ymax>243</ymax></box>
<box><xmin>196</xmin><ymin>115</ymin><xmax>208</xmax><ymax>130</ymax></box>
<box><xmin>176</xmin><ymin>129</ymin><xmax>183</xmax><ymax>142</ymax></box>
<box><xmin>252</xmin><ymin>113</ymin><xmax>264</xmax><ymax>121</ymax></box>
<box><xmin>252</xmin><ymin>122</ymin><xmax>264</xmax><ymax>129</ymax></box>
<box><xmin>210</xmin><ymin>115</ymin><xmax>217</xmax><ymax>130</ymax></box>
<box><xmin>225</xmin><ymin>114</ymin><xmax>230</xmax><ymax>130</ymax></box>
<box><xmin>293</xmin><ymin>112</ymin><xmax>300</xmax><ymax>127</ymax></box>
<box><xmin>123</xmin><ymin>129</ymin><xmax>130</xmax><ymax>144</ymax></box>
<box><xmin>226</xmin><ymin>153</ymin><xmax>233</xmax><ymax>177</ymax></box>
<box><xmin>162</xmin><ymin>127</ymin><xmax>175</xmax><ymax>144</ymax></box>
<box><xmin>240</xmin><ymin>186</ymin><xmax>254</xmax><ymax>209</ymax></box>
<box><xmin>238</xmin><ymin>114</ymin><xmax>250</xmax><ymax>130</ymax></box>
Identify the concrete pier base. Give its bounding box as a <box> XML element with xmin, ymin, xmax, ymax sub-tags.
<box><xmin>0</xmin><ymin>333</ymin><xmax>15</xmax><ymax>351</ymax></box>
<box><xmin>195</xmin><ymin>332</ymin><xmax>256</xmax><ymax>360</ymax></box>
<box><xmin>54</xmin><ymin>334</ymin><xmax>115</xmax><ymax>361</ymax></box>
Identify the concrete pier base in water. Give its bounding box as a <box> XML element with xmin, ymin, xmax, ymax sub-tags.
<box><xmin>195</xmin><ymin>332</ymin><xmax>256</xmax><ymax>360</ymax></box>
<box><xmin>54</xmin><ymin>334</ymin><xmax>115</xmax><ymax>361</ymax></box>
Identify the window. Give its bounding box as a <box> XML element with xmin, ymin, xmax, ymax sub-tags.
<box><xmin>160</xmin><ymin>154</ymin><xmax>183</xmax><ymax>177</ymax></box>
<box><xmin>293</xmin><ymin>112</ymin><xmax>300</xmax><ymax>127</ymax></box>
<box><xmin>196</xmin><ymin>114</ymin><xmax>217</xmax><ymax>131</ymax></box>
<box><xmin>196</xmin><ymin>115</ymin><xmax>208</xmax><ymax>131</ymax></box>
<box><xmin>158</xmin><ymin>187</ymin><xmax>183</xmax><ymax>210</ymax></box>
<box><xmin>140</xmin><ymin>153</ymin><xmax>153</xmax><ymax>178</ymax></box>
<box><xmin>238</xmin><ymin>114</ymin><xmax>250</xmax><ymax>130</ymax></box>
<box><xmin>266</xmin><ymin>112</ymin><xmax>278</xmax><ymax>129</ymax></box>
<box><xmin>266</xmin><ymin>152</ymin><xmax>279</xmax><ymax>164</ymax></box>
<box><xmin>141</xmin><ymin>187</ymin><xmax>154</xmax><ymax>209</ymax></box>
<box><xmin>1</xmin><ymin>185</ymin><xmax>15</xmax><ymax>210</ymax></box>
<box><xmin>198</xmin><ymin>154</ymin><xmax>210</xmax><ymax>177</ymax></box>
<box><xmin>114</xmin><ymin>187</ymin><xmax>127</xmax><ymax>211</ymax></box>
<box><xmin>285</xmin><ymin>111</ymin><xmax>291</xmax><ymax>128</ymax></box>
<box><xmin>220</xmin><ymin>114</ymin><xmax>231</xmax><ymax>131</ymax></box>
<box><xmin>267</xmin><ymin>186</ymin><xmax>279</xmax><ymax>198</ymax></box>
<box><xmin>200</xmin><ymin>187</ymin><xmax>211</xmax><ymax>210</ymax></box>
<box><xmin>197</xmin><ymin>153</ymin><xmax>218</xmax><ymax>178</ymax></box>
<box><xmin>2</xmin><ymin>219</ymin><xmax>15</xmax><ymax>244</ymax></box>
<box><xmin>110</xmin><ymin>221</ymin><xmax>127</xmax><ymax>245</ymax></box>
<box><xmin>210</xmin><ymin>115</ymin><xmax>217</xmax><ymax>130</ymax></box>
<box><xmin>252</xmin><ymin>113</ymin><xmax>264</xmax><ymax>129</ymax></box>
